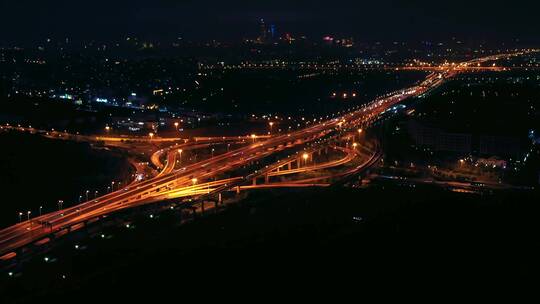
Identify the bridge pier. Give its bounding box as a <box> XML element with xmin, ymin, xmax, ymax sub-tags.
<box><xmin>211</xmin><ymin>199</ymin><xmax>221</xmax><ymax>213</ymax></box>
<box><xmin>13</xmin><ymin>247</ymin><xmax>27</xmax><ymax>263</ymax></box>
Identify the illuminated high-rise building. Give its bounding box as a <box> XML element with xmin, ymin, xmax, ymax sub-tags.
<box><xmin>269</xmin><ymin>24</ymin><xmax>276</xmax><ymax>39</ymax></box>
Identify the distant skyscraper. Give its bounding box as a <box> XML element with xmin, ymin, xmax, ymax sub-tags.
<box><xmin>269</xmin><ymin>24</ymin><xmax>276</xmax><ymax>39</ymax></box>
<box><xmin>259</xmin><ymin>19</ymin><xmax>267</xmax><ymax>42</ymax></box>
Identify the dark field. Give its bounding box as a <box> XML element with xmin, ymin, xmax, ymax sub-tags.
<box><xmin>173</xmin><ymin>70</ymin><xmax>427</xmax><ymax>116</ymax></box>
<box><xmin>0</xmin><ymin>131</ymin><xmax>133</xmax><ymax>229</ymax></box>
<box><xmin>2</xmin><ymin>184</ymin><xmax>538</xmax><ymax>301</ymax></box>
<box><xmin>413</xmin><ymin>71</ymin><xmax>540</xmax><ymax>135</ymax></box>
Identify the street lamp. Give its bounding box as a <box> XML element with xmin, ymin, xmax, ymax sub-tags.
<box><xmin>174</xmin><ymin>122</ymin><xmax>179</xmax><ymax>130</ymax></box>
<box><xmin>18</xmin><ymin>212</ymin><xmax>22</xmax><ymax>223</ymax></box>
<box><xmin>149</xmin><ymin>132</ymin><xmax>154</xmax><ymax>140</ymax></box>
<box><xmin>39</xmin><ymin>206</ymin><xmax>42</xmax><ymax>216</ymax></box>
<box><xmin>177</xmin><ymin>149</ymin><xmax>183</xmax><ymax>164</ymax></box>
<box><xmin>85</xmin><ymin>190</ymin><xmax>89</xmax><ymax>201</ymax></box>
<box><xmin>211</xmin><ymin>148</ymin><xmax>215</xmax><ymax>158</ymax></box>
<box><xmin>27</xmin><ymin>211</ymin><xmax>31</xmax><ymax>221</ymax></box>
<box><xmin>105</xmin><ymin>126</ymin><xmax>111</xmax><ymax>132</ymax></box>
<box><xmin>353</xmin><ymin>142</ymin><xmax>358</xmax><ymax>149</ymax></box>
<box><xmin>303</xmin><ymin>153</ymin><xmax>309</xmax><ymax>166</ymax></box>
<box><xmin>251</xmin><ymin>134</ymin><xmax>256</xmax><ymax>143</ymax></box>
<box><xmin>58</xmin><ymin>200</ymin><xmax>63</xmax><ymax>210</ymax></box>
<box><xmin>192</xmin><ymin>178</ymin><xmax>198</xmax><ymax>185</ymax></box>
<box><xmin>358</xmin><ymin>128</ymin><xmax>363</xmax><ymax>134</ymax></box>
<box><xmin>269</xmin><ymin>122</ymin><xmax>274</xmax><ymax>133</ymax></box>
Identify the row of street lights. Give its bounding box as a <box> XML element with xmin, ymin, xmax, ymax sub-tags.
<box><xmin>18</xmin><ymin>211</ymin><xmax>31</xmax><ymax>223</ymax></box>
<box><xmin>17</xmin><ymin>179</ymin><xmax>123</xmax><ymax>224</ymax></box>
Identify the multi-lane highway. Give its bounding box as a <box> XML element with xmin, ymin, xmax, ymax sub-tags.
<box><xmin>0</xmin><ymin>51</ymin><xmax>532</xmax><ymax>258</ymax></box>
<box><xmin>0</xmin><ymin>120</ymin><xmax>339</xmax><ymax>256</ymax></box>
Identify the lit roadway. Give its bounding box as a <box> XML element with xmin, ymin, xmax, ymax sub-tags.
<box><xmin>0</xmin><ymin>51</ymin><xmax>532</xmax><ymax>257</ymax></box>
<box><xmin>150</xmin><ymin>138</ymin><xmax>258</xmax><ymax>177</ymax></box>
<box><xmin>151</xmin><ymin>144</ymin><xmax>364</xmax><ymax>201</ymax></box>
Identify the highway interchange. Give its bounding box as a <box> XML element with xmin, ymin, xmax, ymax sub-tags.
<box><xmin>0</xmin><ymin>50</ymin><xmax>535</xmax><ymax>259</ymax></box>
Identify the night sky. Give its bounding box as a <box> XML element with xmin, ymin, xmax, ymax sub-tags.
<box><xmin>0</xmin><ymin>0</ymin><xmax>538</xmax><ymax>43</ymax></box>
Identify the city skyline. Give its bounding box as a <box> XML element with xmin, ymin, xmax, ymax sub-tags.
<box><xmin>1</xmin><ymin>0</ymin><xmax>539</xmax><ymax>43</ymax></box>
